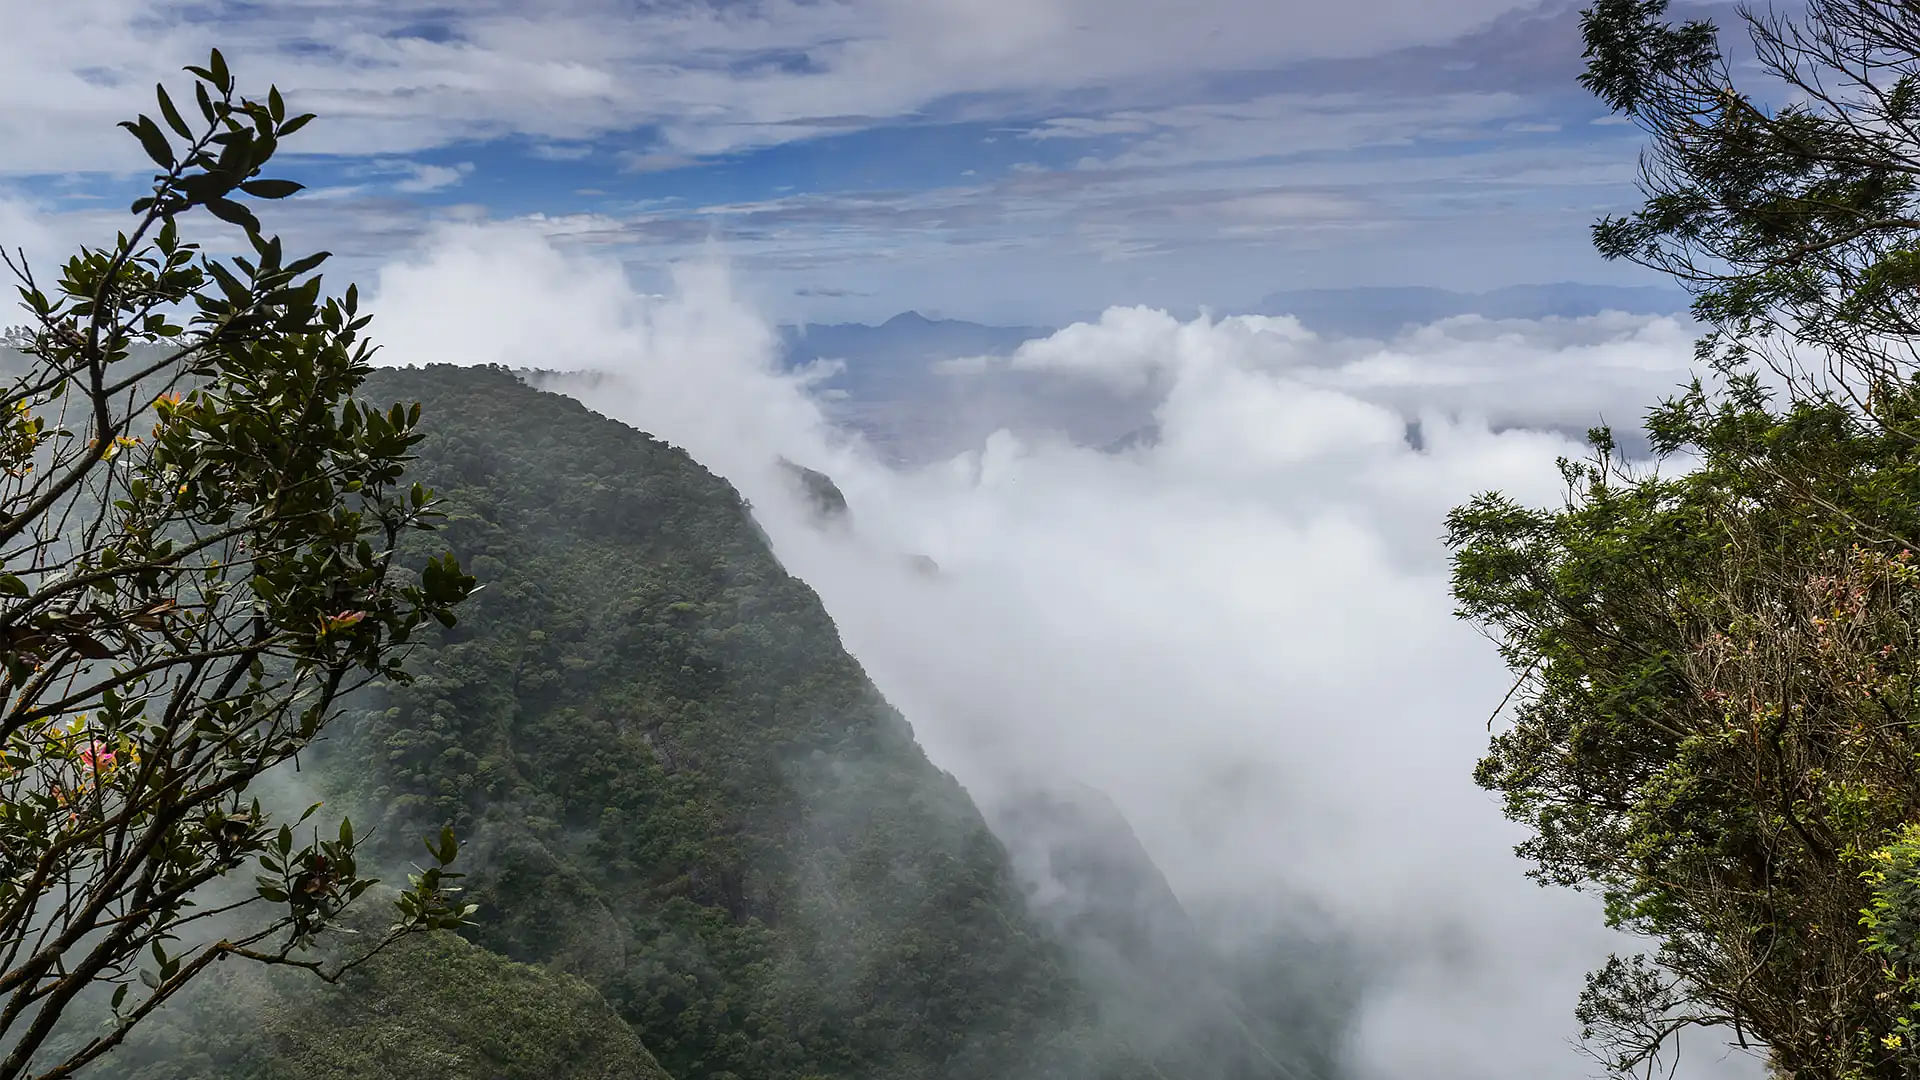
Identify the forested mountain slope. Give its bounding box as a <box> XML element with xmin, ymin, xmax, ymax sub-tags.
<box><xmin>95</xmin><ymin>925</ymin><xmax>671</xmax><ymax>1080</ymax></box>
<box><xmin>317</xmin><ymin>364</ymin><xmax>1124</xmax><ymax>1080</ymax></box>
<box><xmin>73</xmin><ymin>361</ymin><xmax>1332</xmax><ymax>1080</ymax></box>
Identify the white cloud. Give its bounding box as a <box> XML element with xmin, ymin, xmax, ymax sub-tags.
<box><xmin>368</xmin><ymin>223</ymin><xmax>813</xmax><ymax>471</ymax></box>
<box><xmin>0</xmin><ymin>0</ymin><xmax>1549</xmax><ymax>174</ymax></box>
<box><xmin>0</xmin><ymin>189</ymin><xmax>144</xmax><ymax>308</ymax></box>
<box><xmin>616</xmin><ymin>151</ymin><xmax>700</xmax><ymax>174</ymax></box>
<box><xmin>527</xmin><ymin>142</ymin><xmax>596</xmax><ymax>161</ymax></box>
<box><xmin>364</xmin><ymin>224</ymin><xmax>1763</xmax><ymax>1079</ymax></box>
<box><xmin>0</xmin><ymin>193</ymin><xmax>63</xmax><ymax>273</ymax></box>
<box><xmin>392</xmin><ymin>161</ymin><xmax>476</xmax><ymax>193</ymax></box>
<box><xmin>0</xmin><ymin>3</ymin><xmax>1655</xmax><ymax>333</ymax></box>
<box><xmin>1024</xmin><ymin>115</ymin><xmax>1159</xmax><ymax>139</ymax></box>
<box><xmin>1034</xmin><ymin>91</ymin><xmax>1539</xmax><ymax>171</ymax></box>
<box><xmin>949</xmin><ymin>304</ymin><xmax>1706</xmax><ymax>438</ymax></box>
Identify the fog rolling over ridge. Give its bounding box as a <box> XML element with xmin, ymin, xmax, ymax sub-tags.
<box><xmin>368</xmin><ymin>221</ymin><xmax>1759</xmax><ymax>1079</ymax></box>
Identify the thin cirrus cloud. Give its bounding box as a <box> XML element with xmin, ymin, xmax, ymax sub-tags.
<box><xmin>390</xmin><ymin>162</ymin><xmax>476</xmax><ymax>194</ymax></box>
<box><xmin>0</xmin><ymin>0</ymin><xmax>1683</xmax><ymax>323</ymax></box>
<box><xmin>1</xmin><ymin>0</ymin><xmax>1555</xmax><ymax>172</ymax></box>
<box><xmin>1023</xmin><ymin>90</ymin><xmax>1540</xmax><ymax>169</ymax></box>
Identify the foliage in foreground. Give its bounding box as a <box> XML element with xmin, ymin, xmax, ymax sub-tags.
<box><xmin>1451</xmin><ymin>3</ymin><xmax>1920</xmax><ymax>1075</ymax></box>
<box><xmin>0</xmin><ymin>53</ymin><xmax>473</xmax><ymax>1080</ymax></box>
<box><xmin>1450</xmin><ymin>377</ymin><xmax>1920</xmax><ymax>1076</ymax></box>
<box><xmin>1578</xmin><ymin>0</ymin><xmax>1920</xmax><ymax>390</ymax></box>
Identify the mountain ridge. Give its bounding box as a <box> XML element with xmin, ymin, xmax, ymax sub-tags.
<box><xmin>74</xmin><ymin>362</ymin><xmax>1344</xmax><ymax>1080</ymax></box>
<box><xmin>321</xmin><ymin>364</ymin><xmax>1157</xmax><ymax>1079</ymax></box>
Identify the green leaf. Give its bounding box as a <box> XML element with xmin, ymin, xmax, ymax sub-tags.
<box><xmin>176</xmin><ymin>172</ymin><xmax>235</xmax><ymax>203</ymax></box>
<box><xmin>285</xmin><ymin>251</ymin><xmax>330</xmax><ymax>276</ymax></box>
<box><xmin>268</xmin><ymin>85</ymin><xmax>285</xmax><ymax>123</ymax></box>
<box><xmin>208</xmin><ymin>48</ymin><xmax>230</xmax><ymax>92</ymax></box>
<box><xmin>156</xmin><ymin>84</ymin><xmax>193</xmax><ymax>139</ymax></box>
<box><xmin>239</xmin><ymin>178</ymin><xmax>303</xmax><ymax>200</ymax></box>
<box><xmin>119</xmin><ymin>117</ymin><xmax>173</xmax><ymax>170</ymax></box>
<box><xmin>0</xmin><ymin>575</ymin><xmax>25</xmax><ymax>598</ymax></box>
<box><xmin>206</xmin><ymin>261</ymin><xmax>249</xmax><ymax>306</ymax></box>
<box><xmin>277</xmin><ymin>113</ymin><xmax>315</xmax><ymax>138</ymax></box>
<box><xmin>213</xmin><ymin>133</ymin><xmax>253</xmax><ymax>175</ymax></box>
<box><xmin>67</xmin><ymin>635</ymin><xmax>113</xmax><ymax>660</ymax></box>
<box><xmin>202</xmin><ymin>197</ymin><xmax>260</xmax><ymax>235</ymax></box>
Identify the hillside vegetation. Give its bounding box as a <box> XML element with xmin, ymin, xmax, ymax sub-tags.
<box><xmin>51</xmin><ymin>360</ymin><xmax>1338</xmax><ymax>1080</ymax></box>
<box><xmin>317</xmin><ymin>364</ymin><xmax>1141</xmax><ymax>1080</ymax></box>
<box><xmin>99</xmin><ymin>926</ymin><xmax>670</xmax><ymax>1080</ymax></box>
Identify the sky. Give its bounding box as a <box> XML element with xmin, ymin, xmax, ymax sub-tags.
<box><xmin>0</xmin><ymin>0</ymin><xmax>1722</xmax><ymax>324</ymax></box>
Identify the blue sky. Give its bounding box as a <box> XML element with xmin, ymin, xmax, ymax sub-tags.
<box><xmin>0</xmin><ymin>0</ymin><xmax>1723</xmax><ymax>324</ymax></box>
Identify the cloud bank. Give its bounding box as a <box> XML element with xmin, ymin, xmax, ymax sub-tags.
<box><xmin>366</xmin><ymin>221</ymin><xmax>1761</xmax><ymax>1079</ymax></box>
<box><xmin>941</xmin><ymin>302</ymin><xmax>1704</xmax><ymax>445</ymax></box>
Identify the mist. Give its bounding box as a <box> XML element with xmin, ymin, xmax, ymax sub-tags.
<box><xmin>366</xmin><ymin>220</ymin><xmax>1762</xmax><ymax>1079</ymax></box>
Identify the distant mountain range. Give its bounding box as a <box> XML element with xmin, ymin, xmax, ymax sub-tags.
<box><xmin>779</xmin><ymin>312</ymin><xmax>1119</xmax><ymax>464</ymax></box>
<box><xmin>779</xmin><ymin>310</ymin><xmax>1049</xmax><ymax>397</ymax></box>
<box><xmin>780</xmin><ymin>284</ymin><xmax>1693</xmax><ymax>378</ymax></box>
<box><xmin>775</xmin><ymin>314</ymin><xmax>1154</xmax><ymax>465</ymax></box>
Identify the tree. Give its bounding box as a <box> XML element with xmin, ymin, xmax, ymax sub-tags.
<box><xmin>0</xmin><ymin>52</ymin><xmax>476</xmax><ymax>1079</ymax></box>
<box><xmin>1449</xmin><ymin>3</ymin><xmax>1920</xmax><ymax>1077</ymax></box>
<box><xmin>1449</xmin><ymin>390</ymin><xmax>1920</xmax><ymax>1078</ymax></box>
<box><xmin>1579</xmin><ymin>0</ymin><xmax>1920</xmax><ymax>396</ymax></box>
